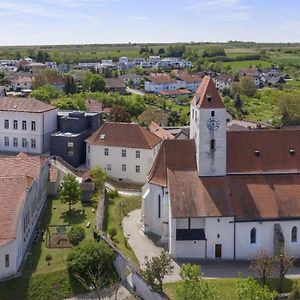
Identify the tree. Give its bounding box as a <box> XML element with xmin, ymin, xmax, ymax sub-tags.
<box><xmin>141</xmin><ymin>250</ymin><xmax>174</xmax><ymax>292</ymax></box>
<box><xmin>64</xmin><ymin>76</ymin><xmax>77</xmax><ymax>94</ymax></box>
<box><xmin>277</xmin><ymin>249</ymin><xmax>294</xmax><ymax>293</ymax></box>
<box><xmin>240</xmin><ymin>76</ymin><xmax>257</xmax><ymax>97</ymax></box>
<box><xmin>230</xmin><ymin>82</ymin><xmax>241</xmax><ymax>98</ymax></box>
<box><xmin>30</xmin><ymin>84</ymin><xmax>60</xmax><ymax>102</ymax></box>
<box><xmin>250</xmin><ymin>249</ymin><xmax>276</xmax><ymax>287</ymax></box>
<box><xmin>60</xmin><ymin>174</ymin><xmax>82</xmax><ymax>211</ymax></box>
<box><xmin>68</xmin><ymin>226</ymin><xmax>86</xmax><ymax>246</ymax></box>
<box><xmin>67</xmin><ymin>241</ymin><xmax>116</xmax><ymax>291</ymax></box>
<box><xmin>157</xmin><ymin>48</ymin><xmax>165</xmax><ymax>55</ymax></box>
<box><xmin>90</xmin><ymin>74</ymin><xmax>105</xmax><ymax>92</ymax></box>
<box><xmin>277</xmin><ymin>94</ymin><xmax>300</xmax><ymax>126</ymax></box>
<box><xmin>109</xmin><ymin>105</ymin><xmax>130</xmax><ymax>122</ymax></box>
<box><xmin>176</xmin><ymin>264</ymin><xmax>220</xmax><ymax>300</ymax></box>
<box><xmin>36</xmin><ymin>50</ymin><xmax>50</xmax><ymax>63</ymax></box>
<box><xmin>236</xmin><ymin>277</ymin><xmax>277</xmax><ymax>300</ymax></box>
<box><xmin>234</xmin><ymin>93</ymin><xmax>243</xmax><ymax>111</ymax></box>
<box><xmin>90</xmin><ymin>167</ymin><xmax>107</xmax><ymax>191</ymax></box>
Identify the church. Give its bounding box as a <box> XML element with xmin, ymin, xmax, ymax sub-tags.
<box><xmin>142</xmin><ymin>76</ymin><xmax>300</xmax><ymax>260</ymax></box>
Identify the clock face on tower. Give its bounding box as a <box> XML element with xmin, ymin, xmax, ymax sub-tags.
<box><xmin>206</xmin><ymin>117</ymin><xmax>220</xmax><ymax>132</ymax></box>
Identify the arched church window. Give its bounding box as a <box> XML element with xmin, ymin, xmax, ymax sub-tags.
<box><xmin>211</xmin><ymin>111</ymin><xmax>215</xmax><ymax>117</ymax></box>
<box><xmin>250</xmin><ymin>227</ymin><xmax>256</xmax><ymax>244</ymax></box>
<box><xmin>292</xmin><ymin>226</ymin><xmax>297</xmax><ymax>243</ymax></box>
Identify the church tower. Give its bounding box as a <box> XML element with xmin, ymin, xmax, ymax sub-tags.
<box><xmin>190</xmin><ymin>76</ymin><xmax>226</xmax><ymax>177</ymax></box>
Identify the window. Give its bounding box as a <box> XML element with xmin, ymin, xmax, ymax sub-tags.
<box><xmin>104</xmin><ymin>148</ymin><xmax>109</xmax><ymax>156</ymax></box>
<box><xmin>122</xmin><ymin>149</ymin><xmax>126</xmax><ymax>157</ymax></box>
<box><xmin>210</xmin><ymin>139</ymin><xmax>216</xmax><ymax>151</ymax></box>
<box><xmin>13</xmin><ymin>120</ymin><xmax>18</xmax><ymax>130</ymax></box>
<box><xmin>211</xmin><ymin>111</ymin><xmax>215</xmax><ymax>117</ymax></box>
<box><xmin>122</xmin><ymin>164</ymin><xmax>126</xmax><ymax>172</ymax></box>
<box><xmin>136</xmin><ymin>150</ymin><xmax>140</xmax><ymax>158</ymax></box>
<box><xmin>87</xmin><ymin>158</ymin><xmax>90</xmax><ymax>167</ymax></box>
<box><xmin>207</xmin><ymin>96</ymin><xmax>212</xmax><ymax>102</ymax></box>
<box><xmin>255</xmin><ymin>150</ymin><xmax>260</xmax><ymax>157</ymax></box>
<box><xmin>31</xmin><ymin>121</ymin><xmax>36</xmax><ymax>131</ymax></box>
<box><xmin>67</xmin><ymin>142</ymin><xmax>74</xmax><ymax>156</ymax></box>
<box><xmin>31</xmin><ymin>138</ymin><xmax>36</xmax><ymax>149</ymax></box>
<box><xmin>158</xmin><ymin>195</ymin><xmax>161</xmax><ymax>218</ymax></box>
<box><xmin>22</xmin><ymin>138</ymin><xmax>27</xmax><ymax>148</ymax></box>
<box><xmin>13</xmin><ymin>137</ymin><xmax>18</xmax><ymax>147</ymax></box>
<box><xmin>22</xmin><ymin>120</ymin><xmax>27</xmax><ymax>130</ymax></box>
<box><xmin>4</xmin><ymin>136</ymin><xmax>9</xmax><ymax>147</ymax></box>
<box><xmin>292</xmin><ymin>226</ymin><xmax>297</xmax><ymax>243</ymax></box>
<box><xmin>136</xmin><ymin>165</ymin><xmax>140</xmax><ymax>173</ymax></box>
<box><xmin>87</xmin><ymin>145</ymin><xmax>90</xmax><ymax>153</ymax></box>
<box><xmin>250</xmin><ymin>227</ymin><xmax>256</xmax><ymax>244</ymax></box>
<box><xmin>107</xmin><ymin>164</ymin><xmax>112</xmax><ymax>171</ymax></box>
<box><xmin>4</xmin><ymin>119</ymin><xmax>9</xmax><ymax>129</ymax></box>
<box><xmin>5</xmin><ymin>254</ymin><xmax>9</xmax><ymax>268</ymax></box>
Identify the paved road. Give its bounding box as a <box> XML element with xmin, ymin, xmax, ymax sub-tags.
<box><xmin>123</xmin><ymin>209</ymin><xmax>300</xmax><ymax>282</ymax></box>
<box><xmin>126</xmin><ymin>87</ymin><xmax>145</xmax><ymax>96</ymax></box>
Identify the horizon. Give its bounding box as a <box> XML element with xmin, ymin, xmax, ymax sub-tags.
<box><xmin>0</xmin><ymin>0</ymin><xmax>300</xmax><ymax>46</ymax></box>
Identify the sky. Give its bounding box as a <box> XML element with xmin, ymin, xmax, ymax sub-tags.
<box><xmin>0</xmin><ymin>0</ymin><xmax>300</xmax><ymax>46</ymax></box>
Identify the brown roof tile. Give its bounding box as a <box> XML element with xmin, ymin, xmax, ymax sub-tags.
<box><xmin>144</xmin><ymin>73</ymin><xmax>176</xmax><ymax>84</ymax></box>
<box><xmin>86</xmin><ymin>122</ymin><xmax>161</xmax><ymax>149</ymax></box>
<box><xmin>227</xmin><ymin>130</ymin><xmax>300</xmax><ymax>173</ymax></box>
<box><xmin>148</xmin><ymin>139</ymin><xmax>197</xmax><ymax>186</ymax></box>
<box><xmin>149</xmin><ymin>121</ymin><xmax>175</xmax><ymax>140</ymax></box>
<box><xmin>0</xmin><ymin>97</ymin><xmax>56</xmax><ymax>113</ymax></box>
<box><xmin>175</xmin><ymin>71</ymin><xmax>202</xmax><ymax>83</ymax></box>
<box><xmin>193</xmin><ymin>76</ymin><xmax>225</xmax><ymax>109</ymax></box>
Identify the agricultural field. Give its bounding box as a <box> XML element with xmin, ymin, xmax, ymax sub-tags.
<box><xmin>222</xmin><ymin>59</ymin><xmax>272</xmax><ymax>69</ymax></box>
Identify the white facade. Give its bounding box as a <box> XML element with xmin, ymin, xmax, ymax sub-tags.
<box><xmin>87</xmin><ymin>143</ymin><xmax>161</xmax><ymax>183</ymax></box>
<box><xmin>0</xmin><ymin>160</ymin><xmax>49</xmax><ymax>280</ymax></box>
<box><xmin>0</xmin><ymin>109</ymin><xmax>57</xmax><ymax>154</ymax></box>
<box><xmin>144</xmin><ymin>80</ymin><xmax>180</xmax><ymax>93</ymax></box>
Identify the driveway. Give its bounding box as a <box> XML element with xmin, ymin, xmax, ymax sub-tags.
<box><xmin>123</xmin><ymin>209</ymin><xmax>300</xmax><ymax>282</ymax></box>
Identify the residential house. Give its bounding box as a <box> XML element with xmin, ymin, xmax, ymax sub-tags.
<box><xmin>149</xmin><ymin>121</ymin><xmax>175</xmax><ymax>140</ymax></box>
<box><xmin>10</xmin><ymin>76</ymin><xmax>33</xmax><ymax>92</ymax></box>
<box><xmin>104</xmin><ymin>78</ymin><xmax>126</xmax><ymax>93</ymax></box>
<box><xmin>174</xmin><ymin>71</ymin><xmax>202</xmax><ymax>92</ymax></box>
<box><xmin>86</xmin><ymin>122</ymin><xmax>161</xmax><ymax>183</ymax></box>
<box><xmin>0</xmin><ymin>153</ymin><xmax>51</xmax><ymax>280</ymax></box>
<box><xmin>118</xmin><ymin>74</ymin><xmax>142</xmax><ymax>86</ymax></box>
<box><xmin>0</xmin><ymin>97</ymin><xmax>57</xmax><ymax>154</ymax></box>
<box><xmin>144</xmin><ymin>73</ymin><xmax>179</xmax><ymax>93</ymax></box>
<box><xmin>143</xmin><ymin>76</ymin><xmax>300</xmax><ymax>260</ymax></box>
<box><xmin>213</xmin><ymin>74</ymin><xmax>234</xmax><ymax>91</ymax></box>
<box><xmin>50</xmin><ymin>111</ymin><xmax>101</xmax><ymax>167</ymax></box>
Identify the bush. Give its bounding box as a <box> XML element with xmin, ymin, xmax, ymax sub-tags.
<box><xmin>108</xmin><ymin>227</ymin><xmax>117</xmax><ymax>240</ymax></box>
<box><xmin>68</xmin><ymin>226</ymin><xmax>86</xmax><ymax>246</ymax></box>
<box><xmin>45</xmin><ymin>254</ymin><xmax>52</xmax><ymax>265</ymax></box>
<box><xmin>108</xmin><ymin>189</ymin><xmax>119</xmax><ymax>199</ymax></box>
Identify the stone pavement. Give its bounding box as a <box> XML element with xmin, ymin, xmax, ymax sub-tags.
<box><xmin>123</xmin><ymin>209</ymin><xmax>300</xmax><ymax>283</ymax></box>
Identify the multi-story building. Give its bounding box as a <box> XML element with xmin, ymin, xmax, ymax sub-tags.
<box><xmin>144</xmin><ymin>73</ymin><xmax>179</xmax><ymax>93</ymax></box>
<box><xmin>0</xmin><ymin>153</ymin><xmax>51</xmax><ymax>280</ymax></box>
<box><xmin>0</xmin><ymin>97</ymin><xmax>57</xmax><ymax>154</ymax></box>
<box><xmin>50</xmin><ymin>111</ymin><xmax>101</xmax><ymax>167</ymax></box>
<box><xmin>86</xmin><ymin>122</ymin><xmax>161</xmax><ymax>183</ymax></box>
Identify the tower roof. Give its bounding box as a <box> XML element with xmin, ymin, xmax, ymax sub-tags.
<box><xmin>193</xmin><ymin>76</ymin><xmax>225</xmax><ymax>109</ymax></box>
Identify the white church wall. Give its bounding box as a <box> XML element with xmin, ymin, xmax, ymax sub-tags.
<box><xmin>176</xmin><ymin>240</ymin><xmax>206</xmax><ymax>259</ymax></box>
<box><xmin>205</xmin><ymin>217</ymin><xmax>234</xmax><ymax>259</ymax></box>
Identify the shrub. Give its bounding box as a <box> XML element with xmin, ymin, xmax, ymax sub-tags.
<box><xmin>108</xmin><ymin>227</ymin><xmax>117</xmax><ymax>240</ymax></box>
<box><xmin>68</xmin><ymin>226</ymin><xmax>86</xmax><ymax>246</ymax></box>
<box><xmin>108</xmin><ymin>189</ymin><xmax>119</xmax><ymax>199</ymax></box>
<box><xmin>45</xmin><ymin>254</ymin><xmax>52</xmax><ymax>265</ymax></box>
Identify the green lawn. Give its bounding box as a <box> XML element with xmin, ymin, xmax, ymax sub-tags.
<box><xmin>0</xmin><ymin>197</ymin><xmax>96</xmax><ymax>299</ymax></box>
<box><xmin>164</xmin><ymin>278</ymin><xmax>300</xmax><ymax>300</ymax></box>
<box><xmin>222</xmin><ymin>60</ymin><xmax>272</xmax><ymax>69</ymax></box>
<box><xmin>103</xmin><ymin>194</ymin><xmax>141</xmax><ymax>267</ymax></box>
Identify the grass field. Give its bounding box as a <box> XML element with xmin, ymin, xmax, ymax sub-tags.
<box><xmin>222</xmin><ymin>60</ymin><xmax>272</xmax><ymax>69</ymax></box>
<box><xmin>164</xmin><ymin>277</ymin><xmax>299</xmax><ymax>300</ymax></box>
<box><xmin>0</xmin><ymin>197</ymin><xmax>96</xmax><ymax>300</ymax></box>
<box><xmin>269</xmin><ymin>53</ymin><xmax>300</xmax><ymax>66</ymax></box>
<box><xmin>103</xmin><ymin>194</ymin><xmax>141</xmax><ymax>267</ymax></box>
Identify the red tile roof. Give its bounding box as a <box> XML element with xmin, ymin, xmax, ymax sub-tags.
<box><xmin>149</xmin><ymin>121</ymin><xmax>175</xmax><ymax>140</ymax></box>
<box><xmin>192</xmin><ymin>76</ymin><xmax>225</xmax><ymax>109</ymax></box>
<box><xmin>86</xmin><ymin>122</ymin><xmax>161</xmax><ymax>149</ymax></box>
<box><xmin>145</xmin><ymin>73</ymin><xmax>176</xmax><ymax>84</ymax></box>
<box><xmin>227</xmin><ymin>130</ymin><xmax>300</xmax><ymax>173</ymax></box>
<box><xmin>0</xmin><ymin>97</ymin><xmax>56</xmax><ymax>113</ymax></box>
<box><xmin>175</xmin><ymin>71</ymin><xmax>202</xmax><ymax>83</ymax></box>
<box><xmin>0</xmin><ymin>154</ymin><xmax>47</xmax><ymax>246</ymax></box>
<box><xmin>49</xmin><ymin>167</ymin><xmax>58</xmax><ymax>183</ymax></box>
<box><xmin>148</xmin><ymin>139</ymin><xmax>197</xmax><ymax>186</ymax></box>
<box><xmin>159</xmin><ymin>89</ymin><xmax>191</xmax><ymax>96</ymax></box>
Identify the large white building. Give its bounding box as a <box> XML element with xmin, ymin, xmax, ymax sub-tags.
<box><xmin>142</xmin><ymin>76</ymin><xmax>300</xmax><ymax>260</ymax></box>
<box><xmin>86</xmin><ymin>122</ymin><xmax>161</xmax><ymax>183</ymax></box>
<box><xmin>144</xmin><ymin>73</ymin><xmax>179</xmax><ymax>93</ymax></box>
<box><xmin>0</xmin><ymin>153</ymin><xmax>51</xmax><ymax>280</ymax></box>
<box><xmin>0</xmin><ymin>97</ymin><xmax>57</xmax><ymax>154</ymax></box>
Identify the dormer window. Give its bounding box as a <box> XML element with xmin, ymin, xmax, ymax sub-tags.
<box><xmin>290</xmin><ymin>149</ymin><xmax>296</xmax><ymax>156</ymax></box>
<box><xmin>211</xmin><ymin>111</ymin><xmax>215</xmax><ymax>117</ymax></box>
<box><xmin>207</xmin><ymin>96</ymin><xmax>212</xmax><ymax>102</ymax></box>
<box><xmin>254</xmin><ymin>150</ymin><xmax>260</xmax><ymax>157</ymax></box>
